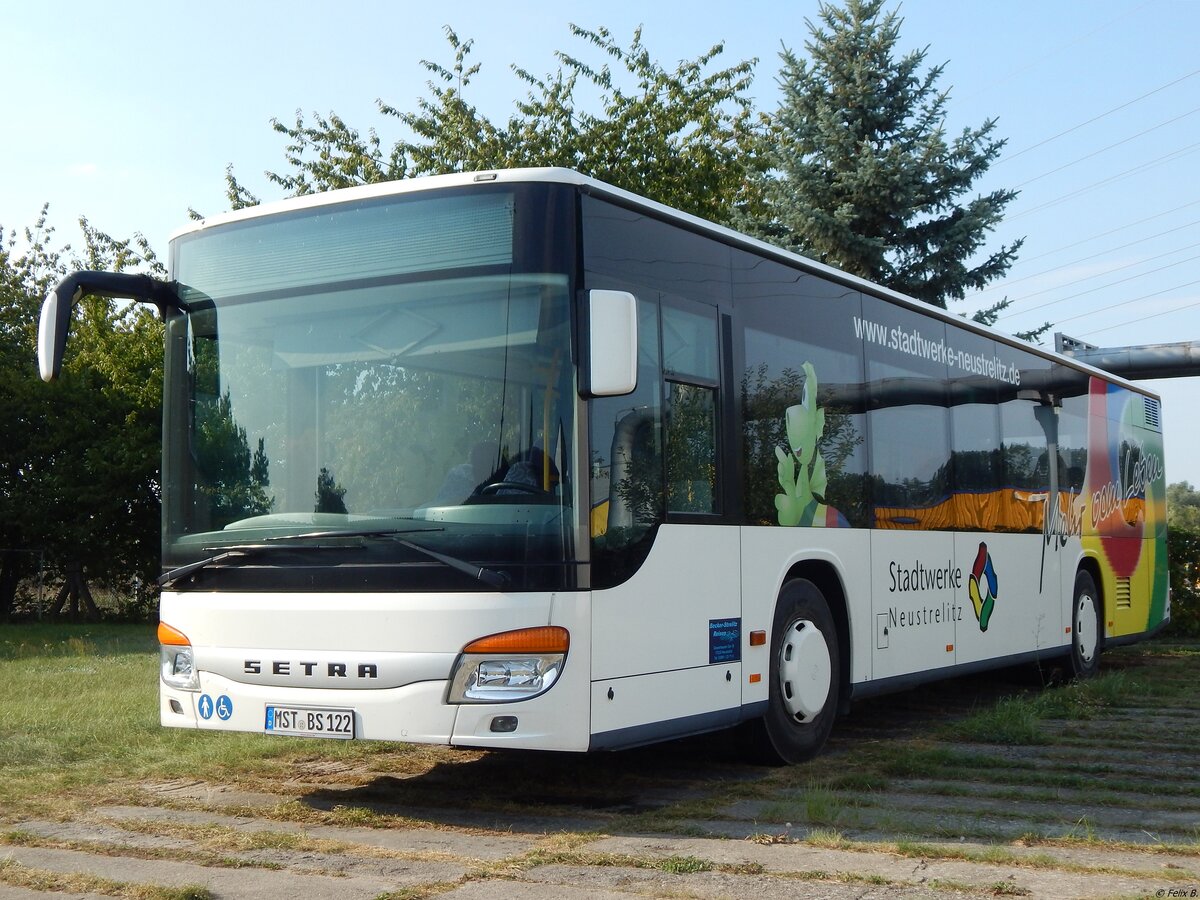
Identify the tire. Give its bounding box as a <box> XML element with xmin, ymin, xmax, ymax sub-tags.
<box><xmin>1070</xmin><ymin>569</ymin><xmax>1102</xmax><ymax>679</ymax></box>
<box><xmin>747</xmin><ymin>578</ymin><xmax>841</xmax><ymax>765</ymax></box>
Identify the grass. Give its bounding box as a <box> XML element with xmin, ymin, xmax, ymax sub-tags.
<box><xmin>939</xmin><ymin>695</ymin><xmax>1048</xmax><ymax>745</ymax></box>
<box><xmin>0</xmin><ymin>623</ymin><xmax>1193</xmax><ymax>900</ymax></box>
<box><xmin>0</xmin><ymin>622</ymin><xmax>158</xmax><ymax>659</ymax></box>
<box><xmin>0</xmin><ymin>858</ymin><xmax>213</xmax><ymax>900</ymax></box>
<box><xmin>726</xmin><ymin>643</ymin><xmax>1200</xmax><ymax>847</ymax></box>
<box><xmin>0</xmin><ymin>623</ymin><xmax>409</xmax><ymax>820</ymax></box>
<box><xmin>0</xmin><ymin>623</ymin><xmax>1196</xmax><ymax>870</ymax></box>
<box><xmin>936</xmin><ymin>671</ymin><xmax>1138</xmax><ymax>745</ymax></box>
<box><xmin>515</xmin><ymin>847</ymin><xmax>720</xmax><ymax>875</ymax></box>
<box><xmin>757</xmin><ymin>780</ymin><xmax>859</xmax><ymax>828</ymax></box>
<box><xmin>988</xmin><ymin>880</ymin><xmax>1032</xmax><ymax>896</ymax></box>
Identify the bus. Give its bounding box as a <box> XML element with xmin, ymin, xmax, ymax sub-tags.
<box><xmin>38</xmin><ymin>168</ymin><xmax>1169</xmax><ymax>763</ymax></box>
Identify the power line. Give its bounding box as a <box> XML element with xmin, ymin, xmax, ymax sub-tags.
<box><xmin>1007</xmin><ymin>200</ymin><xmax>1200</xmax><ymax>268</ymax></box>
<box><xmin>999</xmin><ymin>250</ymin><xmax>1200</xmax><ymax>319</ymax></box>
<box><xmin>1005</xmin><ymin>141</ymin><xmax>1200</xmax><ymax>222</ymax></box>
<box><xmin>995</xmin><ymin>241</ymin><xmax>1200</xmax><ymax>312</ymax></box>
<box><xmin>976</xmin><ymin>219</ymin><xmax>1200</xmax><ymax>296</ymax></box>
<box><xmin>1049</xmin><ymin>278</ymin><xmax>1200</xmax><ymax>328</ymax></box>
<box><xmin>1077</xmin><ymin>293</ymin><xmax>1200</xmax><ymax>337</ymax></box>
<box><xmin>997</xmin><ymin>66</ymin><xmax>1200</xmax><ymax>165</ymax></box>
<box><xmin>1013</xmin><ymin>107</ymin><xmax>1200</xmax><ymax>189</ymax></box>
<box><xmin>959</xmin><ymin>1</ymin><xmax>1156</xmax><ymax>106</ymax></box>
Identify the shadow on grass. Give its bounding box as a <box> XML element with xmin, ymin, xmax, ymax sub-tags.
<box><xmin>296</xmin><ymin>728</ymin><xmax>764</xmax><ymax>825</ymax></box>
<box><xmin>289</xmin><ymin>663</ymin><xmax>1060</xmax><ymax>827</ymax></box>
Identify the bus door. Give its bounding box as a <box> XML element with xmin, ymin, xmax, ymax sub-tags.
<box><xmin>588</xmin><ymin>296</ymin><xmax>742</xmax><ymax>746</ymax></box>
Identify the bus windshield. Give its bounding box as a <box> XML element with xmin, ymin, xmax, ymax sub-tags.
<box><xmin>162</xmin><ymin>186</ymin><xmax>579</xmax><ymax>591</ymax></box>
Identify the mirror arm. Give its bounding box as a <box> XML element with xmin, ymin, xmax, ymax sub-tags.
<box><xmin>38</xmin><ymin>271</ymin><xmax>187</xmax><ymax>382</ymax></box>
<box><xmin>51</xmin><ymin>271</ymin><xmax>187</xmax><ymax>315</ymax></box>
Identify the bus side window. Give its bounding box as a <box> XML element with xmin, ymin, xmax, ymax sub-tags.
<box><xmin>999</xmin><ymin>392</ymin><xmax>1050</xmax><ymax>534</ymax></box>
<box><xmin>662</xmin><ymin>303</ymin><xmax>720</xmax><ymax>516</ymax></box>
<box><xmin>1058</xmin><ymin>392</ymin><xmax>1089</xmax><ymax>494</ymax></box>
<box><xmin>666</xmin><ymin>381</ymin><xmax>718</xmax><ymax>514</ymax></box>
<box><xmin>590</xmin><ymin>296</ymin><xmax>665</xmax><ymax>545</ymax></box>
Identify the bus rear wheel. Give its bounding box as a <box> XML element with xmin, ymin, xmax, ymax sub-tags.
<box><xmin>749</xmin><ymin>578</ymin><xmax>840</xmax><ymax>765</ymax></box>
<box><xmin>1070</xmin><ymin>569</ymin><xmax>1102</xmax><ymax>679</ymax></box>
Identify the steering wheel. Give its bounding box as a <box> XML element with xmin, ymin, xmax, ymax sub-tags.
<box><xmin>478</xmin><ymin>481</ymin><xmax>551</xmax><ymax>496</ymax></box>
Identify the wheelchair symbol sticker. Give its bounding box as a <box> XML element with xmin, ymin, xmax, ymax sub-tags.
<box><xmin>198</xmin><ymin>694</ymin><xmax>232</xmax><ymax>721</ymax></box>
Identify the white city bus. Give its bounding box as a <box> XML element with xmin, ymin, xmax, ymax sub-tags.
<box><xmin>39</xmin><ymin>168</ymin><xmax>1169</xmax><ymax>762</ymax></box>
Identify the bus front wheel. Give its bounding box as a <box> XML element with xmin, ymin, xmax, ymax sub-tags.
<box><xmin>1070</xmin><ymin>569</ymin><xmax>1102</xmax><ymax>679</ymax></box>
<box><xmin>749</xmin><ymin>578</ymin><xmax>840</xmax><ymax>765</ymax></box>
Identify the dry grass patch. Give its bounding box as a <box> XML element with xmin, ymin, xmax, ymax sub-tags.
<box><xmin>0</xmin><ymin>857</ymin><xmax>213</xmax><ymax>900</ymax></box>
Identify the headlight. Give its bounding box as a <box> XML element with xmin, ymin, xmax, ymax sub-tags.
<box><xmin>447</xmin><ymin>626</ymin><xmax>568</xmax><ymax>703</ymax></box>
<box><xmin>158</xmin><ymin>622</ymin><xmax>200</xmax><ymax>691</ymax></box>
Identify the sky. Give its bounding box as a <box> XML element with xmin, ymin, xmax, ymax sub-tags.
<box><xmin>3</xmin><ymin>0</ymin><xmax>1198</xmax><ymax>482</ymax></box>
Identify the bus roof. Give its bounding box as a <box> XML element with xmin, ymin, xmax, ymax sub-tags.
<box><xmin>172</xmin><ymin>167</ymin><xmax>1159</xmax><ymax>400</ymax></box>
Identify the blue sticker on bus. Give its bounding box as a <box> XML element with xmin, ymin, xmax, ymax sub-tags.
<box><xmin>198</xmin><ymin>694</ymin><xmax>214</xmax><ymax>720</ymax></box>
<box><xmin>215</xmin><ymin>695</ymin><xmax>234</xmax><ymax>720</ymax></box>
<box><xmin>709</xmin><ymin>618</ymin><xmax>741</xmax><ymax>664</ymax></box>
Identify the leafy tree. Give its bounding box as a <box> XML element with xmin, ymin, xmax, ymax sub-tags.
<box><xmin>0</xmin><ymin>213</ymin><xmax>59</xmax><ymax>618</ymax></box>
<box><xmin>227</xmin><ymin>25</ymin><xmax>758</xmax><ymax>223</ymax></box>
<box><xmin>0</xmin><ymin>210</ymin><xmax>163</xmax><ymax>620</ymax></box>
<box><xmin>1168</xmin><ymin>480</ymin><xmax>1200</xmax><ymax>532</ymax></box>
<box><xmin>745</xmin><ymin>0</ymin><xmax>1031</xmax><ymax>329</ymax></box>
<box><xmin>1167</xmin><ymin>480</ymin><xmax>1200</xmax><ymax>636</ymax></box>
<box><xmin>228</xmin><ymin>12</ymin><xmax>1034</xmax><ymax>330</ymax></box>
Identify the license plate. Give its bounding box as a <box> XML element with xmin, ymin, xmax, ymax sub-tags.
<box><xmin>264</xmin><ymin>705</ymin><xmax>355</xmax><ymax>739</ymax></box>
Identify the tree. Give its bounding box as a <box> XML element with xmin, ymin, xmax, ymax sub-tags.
<box><xmin>227</xmin><ymin>25</ymin><xmax>758</xmax><ymax>224</ymax></box>
<box><xmin>1168</xmin><ymin>480</ymin><xmax>1200</xmax><ymax>532</ymax></box>
<box><xmin>746</xmin><ymin>0</ymin><xmax>1027</xmax><ymax>325</ymax></box>
<box><xmin>314</xmin><ymin>467</ymin><xmax>348</xmax><ymax>515</ymax></box>
<box><xmin>0</xmin><ymin>210</ymin><xmax>163</xmax><ymax>620</ymax></box>
<box><xmin>1167</xmin><ymin>481</ymin><xmax>1200</xmax><ymax>637</ymax></box>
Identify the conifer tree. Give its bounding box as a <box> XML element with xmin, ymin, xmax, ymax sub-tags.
<box><xmin>749</xmin><ymin>0</ymin><xmax>1023</xmax><ymax>316</ymax></box>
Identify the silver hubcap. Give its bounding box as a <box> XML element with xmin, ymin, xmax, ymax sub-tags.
<box><xmin>777</xmin><ymin>619</ymin><xmax>832</xmax><ymax>722</ymax></box>
<box><xmin>1076</xmin><ymin>592</ymin><xmax>1098</xmax><ymax>663</ymax></box>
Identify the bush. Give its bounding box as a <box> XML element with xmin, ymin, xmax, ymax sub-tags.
<box><xmin>1166</xmin><ymin>526</ymin><xmax>1200</xmax><ymax>637</ymax></box>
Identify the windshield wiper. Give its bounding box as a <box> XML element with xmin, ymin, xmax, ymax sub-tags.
<box><xmin>271</xmin><ymin>527</ymin><xmax>511</xmax><ymax>588</ymax></box>
<box><xmin>158</xmin><ymin>546</ymin><xmax>274</xmax><ymax>588</ymax></box>
<box><xmin>387</xmin><ymin>537</ymin><xmax>510</xmax><ymax>590</ymax></box>
<box><xmin>261</xmin><ymin>527</ymin><xmax>441</xmax><ymax>542</ymax></box>
<box><xmin>157</xmin><ymin>527</ymin><xmax>444</xmax><ymax>588</ymax></box>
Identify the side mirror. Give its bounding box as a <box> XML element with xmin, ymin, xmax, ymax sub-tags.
<box><xmin>585</xmin><ymin>289</ymin><xmax>638</xmax><ymax>397</ymax></box>
<box><xmin>37</xmin><ymin>283</ymin><xmax>72</xmax><ymax>382</ymax></box>
<box><xmin>37</xmin><ymin>271</ymin><xmax>184</xmax><ymax>382</ymax></box>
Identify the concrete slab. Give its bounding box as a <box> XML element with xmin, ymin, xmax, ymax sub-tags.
<box><xmin>453</xmin><ymin>864</ymin><xmax>978</xmax><ymax>899</ymax></box>
<box><xmin>95</xmin><ymin>804</ymin><xmax>537</xmax><ymax>860</ymax></box>
<box><xmin>1</xmin><ymin>845</ymin><xmax>428</xmax><ymax>900</ymax></box>
<box><xmin>587</xmin><ymin>834</ymin><xmax>1175</xmax><ymax>898</ymax></box>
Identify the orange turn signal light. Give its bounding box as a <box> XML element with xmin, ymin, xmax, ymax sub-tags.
<box><xmin>749</xmin><ymin>630</ymin><xmax>767</xmax><ymax>646</ymax></box>
<box><xmin>463</xmin><ymin>626</ymin><xmax>569</xmax><ymax>655</ymax></box>
<box><xmin>157</xmin><ymin>622</ymin><xmax>191</xmax><ymax>646</ymax></box>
